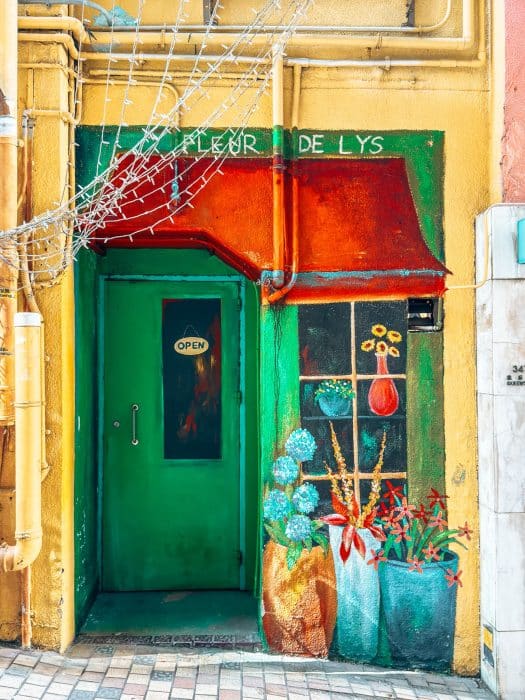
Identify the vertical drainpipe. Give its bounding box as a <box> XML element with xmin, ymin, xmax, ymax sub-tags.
<box><xmin>271</xmin><ymin>44</ymin><xmax>285</xmax><ymax>290</ymax></box>
<box><xmin>0</xmin><ymin>0</ymin><xmax>19</xmax><ymax>425</ymax></box>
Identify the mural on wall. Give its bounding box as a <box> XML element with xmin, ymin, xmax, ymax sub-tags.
<box><xmin>262</xmin><ymin>301</ymin><xmax>472</xmax><ymax>670</ymax></box>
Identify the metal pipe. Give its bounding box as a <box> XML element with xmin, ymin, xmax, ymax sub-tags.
<box><xmin>0</xmin><ymin>313</ymin><xmax>43</xmax><ymax>573</ymax></box>
<box><xmin>80</xmin><ymin>52</ymin><xmax>485</xmax><ymax>71</ymax></box>
<box><xmin>271</xmin><ymin>45</ymin><xmax>285</xmax><ymax>289</ymax></box>
<box><xmin>18</xmin><ymin>15</ymin><xmax>90</xmax><ymax>44</ymax></box>
<box><xmin>18</xmin><ymin>0</ymin><xmax>113</xmax><ymax>27</ymax></box>
<box><xmin>0</xmin><ymin>0</ymin><xmax>19</xmax><ymax>426</ymax></box>
<box><xmin>267</xmin><ymin>64</ymin><xmax>302</xmax><ymax>304</ymax></box>
<box><xmin>20</xmin><ymin>565</ymin><xmax>32</xmax><ymax>648</ymax></box>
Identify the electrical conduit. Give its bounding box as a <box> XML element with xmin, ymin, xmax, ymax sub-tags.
<box><xmin>0</xmin><ymin>313</ymin><xmax>43</xmax><ymax>573</ymax></box>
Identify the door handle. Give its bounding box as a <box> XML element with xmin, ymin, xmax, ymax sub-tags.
<box><xmin>131</xmin><ymin>403</ymin><xmax>139</xmax><ymax>446</ymax></box>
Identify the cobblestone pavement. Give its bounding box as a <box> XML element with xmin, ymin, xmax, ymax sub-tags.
<box><xmin>0</xmin><ymin>642</ymin><xmax>495</xmax><ymax>700</ymax></box>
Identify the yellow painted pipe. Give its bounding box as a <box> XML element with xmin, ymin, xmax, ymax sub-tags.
<box><xmin>0</xmin><ymin>313</ymin><xmax>43</xmax><ymax>572</ymax></box>
<box><xmin>0</xmin><ymin>0</ymin><xmax>19</xmax><ymax>426</ymax></box>
<box><xmin>18</xmin><ymin>15</ymin><xmax>89</xmax><ymax>44</ymax></box>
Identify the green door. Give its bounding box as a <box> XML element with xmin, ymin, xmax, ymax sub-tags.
<box><xmin>102</xmin><ymin>279</ymin><xmax>241</xmax><ymax>591</ymax></box>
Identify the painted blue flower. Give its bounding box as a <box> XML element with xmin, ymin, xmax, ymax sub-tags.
<box><xmin>263</xmin><ymin>489</ymin><xmax>292</xmax><ymax>521</ymax></box>
<box><xmin>285</xmin><ymin>429</ymin><xmax>317</xmax><ymax>462</ymax></box>
<box><xmin>285</xmin><ymin>514</ymin><xmax>313</xmax><ymax>542</ymax></box>
<box><xmin>292</xmin><ymin>483</ymin><xmax>320</xmax><ymax>514</ymax></box>
<box><xmin>272</xmin><ymin>456</ymin><xmax>299</xmax><ymax>485</ymax></box>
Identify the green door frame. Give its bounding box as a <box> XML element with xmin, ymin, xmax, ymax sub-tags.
<box><xmin>97</xmin><ymin>273</ymin><xmax>249</xmax><ymax>589</ymax></box>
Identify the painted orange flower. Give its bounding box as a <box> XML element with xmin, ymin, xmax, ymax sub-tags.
<box><xmin>367</xmin><ymin>549</ymin><xmax>387</xmax><ymax>571</ymax></box>
<box><xmin>387</xmin><ymin>330</ymin><xmax>402</xmax><ymax>343</ymax></box>
<box><xmin>389</xmin><ymin>347</ymin><xmax>400</xmax><ymax>358</ymax></box>
<box><xmin>408</xmin><ymin>556</ymin><xmax>424</xmax><ymax>574</ymax></box>
<box><xmin>422</xmin><ymin>542</ymin><xmax>441</xmax><ymax>561</ymax></box>
<box><xmin>458</xmin><ymin>521</ymin><xmax>473</xmax><ymax>541</ymax></box>
<box><xmin>376</xmin><ymin>341</ymin><xmax>388</xmax><ymax>355</ymax></box>
<box><xmin>361</xmin><ymin>339</ymin><xmax>375</xmax><ymax>352</ymax></box>
<box><xmin>445</xmin><ymin>569</ymin><xmax>463</xmax><ymax>587</ymax></box>
<box><xmin>372</xmin><ymin>324</ymin><xmax>387</xmax><ymax>337</ymax></box>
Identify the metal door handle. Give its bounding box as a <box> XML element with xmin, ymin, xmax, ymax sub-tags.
<box><xmin>131</xmin><ymin>403</ymin><xmax>139</xmax><ymax>445</ymax></box>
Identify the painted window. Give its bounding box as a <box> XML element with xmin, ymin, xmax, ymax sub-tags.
<box><xmin>162</xmin><ymin>298</ymin><xmax>222</xmax><ymax>459</ymax></box>
<box><xmin>298</xmin><ymin>301</ymin><xmax>407</xmax><ymax>506</ymax></box>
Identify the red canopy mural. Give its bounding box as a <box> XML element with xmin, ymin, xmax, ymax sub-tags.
<box><xmin>91</xmin><ymin>156</ymin><xmax>448</xmax><ymax>302</ymax></box>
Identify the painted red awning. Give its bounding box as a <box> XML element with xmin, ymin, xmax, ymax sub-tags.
<box><xmin>91</xmin><ymin>156</ymin><xmax>449</xmax><ymax>302</ymax></box>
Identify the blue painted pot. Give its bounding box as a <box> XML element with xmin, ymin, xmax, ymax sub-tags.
<box><xmin>329</xmin><ymin>526</ymin><xmax>380</xmax><ymax>662</ymax></box>
<box><xmin>318</xmin><ymin>395</ymin><xmax>352</xmax><ymax>417</ymax></box>
<box><xmin>379</xmin><ymin>550</ymin><xmax>459</xmax><ymax>671</ymax></box>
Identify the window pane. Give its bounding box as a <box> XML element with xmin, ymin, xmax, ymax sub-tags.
<box><xmin>162</xmin><ymin>298</ymin><xmax>221</xmax><ymax>460</ymax></box>
<box><xmin>299</xmin><ymin>303</ymin><xmax>351</xmax><ymax>376</ymax></box>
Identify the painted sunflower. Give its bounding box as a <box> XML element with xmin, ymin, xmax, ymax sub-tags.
<box><xmin>361</xmin><ymin>339</ymin><xmax>375</xmax><ymax>352</ymax></box>
<box><xmin>376</xmin><ymin>341</ymin><xmax>388</xmax><ymax>354</ymax></box>
<box><xmin>389</xmin><ymin>346</ymin><xmax>400</xmax><ymax>358</ymax></box>
<box><xmin>387</xmin><ymin>330</ymin><xmax>402</xmax><ymax>343</ymax></box>
<box><xmin>371</xmin><ymin>324</ymin><xmax>387</xmax><ymax>337</ymax></box>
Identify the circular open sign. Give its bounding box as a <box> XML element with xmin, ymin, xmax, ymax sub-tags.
<box><xmin>174</xmin><ymin>336</ymin><xmax>209</xmax><ymax>355</ymax></box>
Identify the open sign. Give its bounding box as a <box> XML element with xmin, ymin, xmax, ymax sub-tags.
<box><xmin>174</xmin><ymin>336</ymin><xmax>209</xmax><ymax>355</ymax></box>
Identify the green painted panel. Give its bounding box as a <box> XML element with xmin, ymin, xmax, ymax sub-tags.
<box><xmin>407</xmin><ymin>333</ymin><xmax>445</xmax><ymax>506</ymax></box>
<box><xmin>103</xmin><ymin>279</ymin><xmax>241</xmax><ymax>590</ymax></box>
<box><xmin>74</xmin><ymin>248</ymin><xmax>100</xmax><ymax>628</ymax></box>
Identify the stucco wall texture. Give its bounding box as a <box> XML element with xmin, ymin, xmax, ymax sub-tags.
<box><xmin>503</xmin><ymin>1</ymin><xmax>525</xmax><ymax>201</ymax></box>
<box><xmin>1</xmin><ymin>0</ymin><xmax>494</xmax><ymax>673</ymax></box>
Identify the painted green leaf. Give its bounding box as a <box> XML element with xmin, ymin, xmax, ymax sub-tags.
<box><xmin>312</xmin><ymin>531</ymin><xmax>329</xmax><ymax>555</ymax></box>
<box><xmin>286</xmin><ymin>543</ymin><xmax>302</xmax><ymax>570</ymax></box>
<box><xmin>264</xmin><ymin>523</ymin><xmax>288</xmax><ymax>547</ymax></box>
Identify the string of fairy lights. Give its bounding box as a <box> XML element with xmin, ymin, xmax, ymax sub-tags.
<box><xmin>4</xmin><ymin>0</ymin><xmax>314</xmax><ymax>282</ymax></box>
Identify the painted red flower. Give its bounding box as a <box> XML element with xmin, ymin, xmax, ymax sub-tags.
<box><xmin>427</xmin><ymin>487</ymin><xmax>449</xmax><ymax>510</ymax></box>
<box><xmin>458</xmin><ymin>521</ymin><xmax>473</xmax><ymax>541</ymax></box>
<box><xmin>422</xmin><ymin>542</ymin><xmax>441</xmax><ymax>561</ymax></box>
<box><xmin>394</xmin><ymin>497</ymin><xmax>416</xmax><ymax>522</ymax></box>
<box><xmin>407</xmin><ymin>556</ymin><xmax>423</xmax><ymax>574</ymax></box>
<box><xmin>320</xmin><ymin>494</ymin><xmax>366</xmax><ymax>563</ymax></box>
<box><xmin>414</xmin><ymin>503</ymin><xmax>429</xmax><ymax>523</ymax></box>
<box><xmin>429</xmin><ymin>510</ymin><xmax>448</xmax><ymax>532</ymax></box>
<box><xmin>445</xmin><ymin>569</ymin><xmax>463</xmax><ymax>587</ymax></box>
<box><xmin>384</xmin><ymin>480</ymin><xmax>403</xmax><ymax>505</ymax></box>
<box><xmin>367</xmin><ymin>549</ymin><xmax>386</xmax><ymax>570</ymax></box>
<box><xmin>382</xmin><ymin>508</ymin><xmax>397</xmax><ymax>528</ymax></box>
<box><xmin>391</xmin><ymin>522</ymin><xmax>411</xmax><ymax>543</ymax></box>
<box><xmin>378</xmin><ymin>501</ymin><xmax>390</xmax><ymax>517</ymax></box>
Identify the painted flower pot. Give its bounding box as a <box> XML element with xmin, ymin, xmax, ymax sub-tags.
<box><xmin>262</xmin><ymin>541</ymin><xmax>337</xmax><ymax>657</ymax></box>
<box><xmin>318</xmin><ymin>395</ymin><xmax>352</xmax><ymax>417</ymax></box>
<box><xmin>379</xmin><ymin>551</ymin><xmax>459</xmax><ymax>671</ymax></box>
<box><xmin>329</xmin><ymin>526</ymin><xmax>380</xmax><ymax>662</ymax></box>
<box><xmin>368</xmin><ymin>353</ymin><xmax>399</xmax><ymax>416</ymax></box>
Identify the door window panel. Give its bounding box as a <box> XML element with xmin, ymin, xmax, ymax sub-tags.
<box><xmin>162</xmin><ymin>298</ymin><xmax>221</xmax><ymax>459</ymax></box>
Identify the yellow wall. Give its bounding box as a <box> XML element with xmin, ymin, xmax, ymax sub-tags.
<box><xmin>3</xmin><ymin>1</ymin><xmax>490</xmax><ymax>669</ymax></box>
<box><xmin>0</xmin><ymin>40</ymin><xmax>75</xmax><ymax>652</ymax></box>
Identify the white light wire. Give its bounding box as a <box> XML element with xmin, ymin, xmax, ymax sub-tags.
<box><xmin>3</xmin><ymin>0</ymin><xmax>313</xmax><ymax>279</ymax></box>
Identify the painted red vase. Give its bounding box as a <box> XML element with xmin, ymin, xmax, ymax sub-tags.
<box><xmin>368</xmin><ymin>353</ymin><xmax>399</xmax><ymax>416</ymax></box>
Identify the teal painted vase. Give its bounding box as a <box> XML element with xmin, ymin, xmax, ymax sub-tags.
<box><xmin>318</xmin><ymin>395</ymin><xmax>352</xmax><ymax>417</ymax></box>
<box><xmin>379</xmin><ymin>551</ymin><xmax>459</xmax><ymax>671</ymax></box>
<box><xmin>329</xmin><ymin>526</ymin><xmax>380</xmax><ymax>662</ymax></box>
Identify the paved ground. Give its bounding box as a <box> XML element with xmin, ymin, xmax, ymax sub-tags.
<box><xmin>0</xmin><ymin>642</ymin><xmax>495</xmax><ymax>700</ymax></box>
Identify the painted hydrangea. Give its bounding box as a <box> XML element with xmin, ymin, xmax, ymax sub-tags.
<box><xmin>285</xmin><ymin>428</ymin><xmax>317</xmax><ymax>462</ymax></box>
<box><xmin>292</xmin><ymin>483</ymin><xmax>320</xmax><ymax>514</ymax></box>
<box><xmin>285</xmin><ymin>514</ymin><xmax>313</xmax><ymax>542</ymax></box>
<box><xmin>272</xmin><ymin>456</ymin><xmax>299</xmax><ymax>485</ymax></box>
<box><xmin>263</xmin><ymin>489</ymin><xmax>292</xmax><ymax>521</ymax></box>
